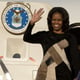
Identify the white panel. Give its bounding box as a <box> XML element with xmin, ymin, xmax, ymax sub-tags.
<box><xmin>0</xmin><ymin>1</ymin><xmax>52</xmax><ymax>80</ymax></box>
<box><xmin>6</xmin><ymin>38</ymin><xmax>27</xmax><ymax>59</ymax></box>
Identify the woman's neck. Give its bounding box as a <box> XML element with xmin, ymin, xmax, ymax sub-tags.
<box><xmin>53</xmin><ymin>30</ymin><xmax>64</xmax><ymax>34</ymax></box>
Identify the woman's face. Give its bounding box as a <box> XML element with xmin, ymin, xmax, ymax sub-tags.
<box><xmin>51</xmin><ymin>12</ymin><xmax>63</xmax><ymax>33</ymax></box>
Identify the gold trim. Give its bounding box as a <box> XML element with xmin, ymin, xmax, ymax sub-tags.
<box><xmin>1</xmin><ymin>2</ymin><xmax>32</xmax><ymax>35</ymax></box>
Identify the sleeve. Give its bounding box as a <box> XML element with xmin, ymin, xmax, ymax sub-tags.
<box><xmin>23</xmin><ymin>23</ymin><xmax>44</xmax><ymax>43</ymax></box>
<box><xmin>69</xmin><ymin>34</ymin><xmax>80</xmax><ymax>78</ymax></box>
<box><xmin>56</xmin><ymin>62</ymin><xmax>72</xmax><ymax>80</ymax></box>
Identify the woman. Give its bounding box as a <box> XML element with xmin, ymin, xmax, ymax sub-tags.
<box><xmin>23</xmin><ymin>7</ymin><xmax>80</xmax><ymax>80</ymax></box>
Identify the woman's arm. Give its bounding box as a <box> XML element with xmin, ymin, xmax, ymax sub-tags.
<box><xmin>23</xmin><ymin>8</ymin><xmax>44</xmax><ymax>43</ymax></box>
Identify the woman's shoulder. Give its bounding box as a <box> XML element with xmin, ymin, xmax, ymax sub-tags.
<box><xmin>65</xmin><ymin>32</ymin><xmax>76</xmax><ymax>37</ymax></box>
<box><xmin>65</xmin><ymin>32</ymin><xmax>78</xmax><ymax>44</ymax></box>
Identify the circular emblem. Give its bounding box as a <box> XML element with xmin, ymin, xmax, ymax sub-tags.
<box><xmin>1</xmin><ymin>2</ymin><xmax>32</xmax><ymax>35</ymax></box>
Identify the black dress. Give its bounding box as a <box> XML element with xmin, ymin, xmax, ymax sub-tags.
<box><xmin>23</xmin><ymin>23</ymin><xmax>80</xmax><ymax>80</ymax></box>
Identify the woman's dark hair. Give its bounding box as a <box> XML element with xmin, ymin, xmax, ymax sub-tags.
<box><xmin>47</xmin><ymin>7</ymin><xmax>69</xmax><ymax>32</ymax></box>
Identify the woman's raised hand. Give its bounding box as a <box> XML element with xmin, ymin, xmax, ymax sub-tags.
<box><xmin>30</xmin><ymin>8</ymin><xmax>44</xmax><ymax>25</ymax></box>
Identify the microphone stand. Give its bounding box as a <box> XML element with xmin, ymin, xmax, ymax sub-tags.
<box><xmin>0</xmin><ymin>59</ymin><xmax>13</xmax><ymax>80</ymax></box>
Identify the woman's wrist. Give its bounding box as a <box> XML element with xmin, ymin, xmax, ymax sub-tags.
<box><xmin>30</xmin><ymin>20</ymin><xmax>35</xmax><ymax>25</ymax></box>
<box><xmin>29</xmin><ymin>21</ymin><xmax>35</xmax><ymax>26</ymax></box>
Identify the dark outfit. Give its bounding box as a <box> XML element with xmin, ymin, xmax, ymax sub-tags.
<box><xmin>23</xmin><ymin>23</ymin><xmax>80</xmax><ymax>80</ymax></box>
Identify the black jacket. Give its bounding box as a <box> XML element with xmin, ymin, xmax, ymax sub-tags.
<box><xmin>23</xmin><ymin>23</ymin><xmax>80</xmax><ymax>80</ymax></box>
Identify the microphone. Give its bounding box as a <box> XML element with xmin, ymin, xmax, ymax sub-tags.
<box><xmin>0</xmin><ymin>59</ymin><xmax>13</xmax><ymax>80</ymax></box>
